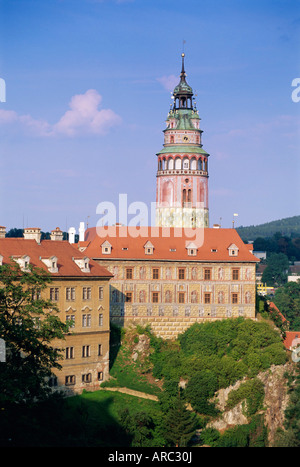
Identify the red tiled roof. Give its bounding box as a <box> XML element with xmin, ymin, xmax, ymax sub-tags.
<box><xmin>284</xmin><ymin>331</ymin><xmax>300</xmax><ymax>350</ymax></box>
<box><xmin>83</xmin><ymin>226</ymin><xmax>260</xmax><ymax>262</ymax></box>
<box><xmin>269</xmin><ymin>302</ymin><xmax>288</xmax><ymax>323</ymax></box>
<box><xmin>0</xmin><ymin>238</ymin><xmax>113</xmax><ymax>278</ymax></box>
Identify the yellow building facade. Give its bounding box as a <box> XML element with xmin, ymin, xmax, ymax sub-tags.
<box><xmin>0</xmin><ymin>228</ymin><xmax>112</xmax><ymax>394</ymax></box>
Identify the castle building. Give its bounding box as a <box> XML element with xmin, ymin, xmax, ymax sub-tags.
<box><xmin>78</xmin><ymin>225</ymin><xmax>259</xmax><ymax>339</ymax></box>
<box><xmin>0</xmin><ymin>227</ymin><xmax>113</xmax><ymax>394</ymax></box>
<box><xmin>155</xmin><ymin>53</ymin><xmax>209</xmax><ymax>229</ymax></box>
<box><xmin>73</xmin><ymin>54</ymin><xmax>259</xmax><ymax>340</ymax></box>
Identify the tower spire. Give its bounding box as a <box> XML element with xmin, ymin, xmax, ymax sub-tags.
<box><xmin>181</xmin><ymin>53</ymin><xmax>186</xmax><ymax>80</ymax></box>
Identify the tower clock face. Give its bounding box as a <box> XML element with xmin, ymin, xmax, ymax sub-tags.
<box><xmin>183</xmin><ymin>136</ymin><xmax>189</xmax><ymax>142</ymax></box>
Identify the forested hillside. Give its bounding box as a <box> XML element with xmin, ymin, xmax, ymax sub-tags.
<box><xmin>237</xmin><ymin>216</ymin><xmax>300</xmax><ymax>240</ymax></box>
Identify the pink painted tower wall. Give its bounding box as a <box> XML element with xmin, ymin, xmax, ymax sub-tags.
<box><xmin>155</xmin><ymin>54</ymin><xmax>210</xmax><ymax>228</ymax></box>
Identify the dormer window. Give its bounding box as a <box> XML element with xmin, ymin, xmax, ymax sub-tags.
<box><xmin>73</xmin><ymin>257</ymin><xmax>90</xmax><ymax>273</ymax></box>
<box><xmin>144</xmin><ymin>241</ymin><xmax>154</xmax><ymax>255</ymax></box>
<box><xmin>12</xmin><ymin>255</ymin><xmax>30</xmax><ymax>271</ymax></box>
<box><xmin>41</xmin><ymin>256</ymin><xmax>58</xmax><ymax>273</ymax></box>
<box><xmin>101</xmin><ymin>241</ymin><xmax>112</xmax><ymax>255</ymax></box>
<box><xmin>228</xmin><ymin>244</ymin><xmax>239</xmax><ymax>257</ymax></box>
<box><xmin>186</xmin><ymin>242</ymin><xmax>197</xmax><ymax>256</ymax></box>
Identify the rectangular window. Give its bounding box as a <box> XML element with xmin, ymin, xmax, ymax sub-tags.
<box><xmin>204</xmin><ymin>293</ymin><xmax>211</xmax><ymax>304</ymax></box>
<box><xmin>152</xmin><ymin>268</ymin><xmax>159</xmax><ymax>280</ymax></box>
<box><xmin>66</xmin><ymin>287</ymin><xmax>75</xmax><ymax>300</ymax></box>
<box><xmin>204</xmin><ymin>269</ymin><xmax>211</xmax><ymax>281</ymax></box>
<box><xmin>126</xmin><ymin>268</ymin><xmax>133</xmax><ymax>280</ymax></box>
<box><xmin>82</xmin><ymin>373</ymin><xmax>91</xmax><ymax>383</ymax></box>
<box><xmin>82</xmin><ymin>345</ymin><xmax>90</xmax><ymax>358</ymax></box>
<box><xmin>152</xmin><ymin>292</ymin><xmax>159</xmax><ymax>303</ymax></box>
<box><xmin>50</xmin><ymin>287</ymin><xmax>59</xmax><ymax>301</ymax></box>
<box><xmin>232</xmin><ymin>269</ymin><xmax>239</xmax><ymax>281</ymax></box>
<box><xmin>82</xmin><ymin>287</ymin><xmax>91</xmax><ymax>300</ymax></box>
<box><xmin>178</xmin><ymin>292</ymin><xmax>185</xmax><ymax>303</ymax></box>
<box><xmin>98</xmin><ymin>344</ymin><xmax>102</xmax><ymax>356</ymax></box>
<box><xmin>65</xmin><ymin>347</ymin><xmax>74</xmax><ymax>359</ymax></box>
<box><xmin>66</xmin><ymin>315</ymin><xmax>75</xmax><ymax>328</ymax></box>
<box><xmin>178</xmin><ymin>268</ymin><xmax>185</xmax><ymax>280</ymax></box>
<box><xmin>232</xmin><ymin>293</ymin><xmax>238</xmax><ymax>304</ymax></box>
<box><xmin>82</xmin><ymin>314</ymin><xmax>91</xmax><ymax>327</ymax></box>
<box><xmin>99</xmin><ymin>313</ymin><xmax>103</xmax><ymax>326</ymax></box>
<box><xmin>65</xmin><ymin>375</ymin><xmax>76</xmax><ymax>386</ymax></box>
<box><xmin>125</xmin><ymin>292</ymin><xmax>132</xmax><ymax>302</ymax></box>
<box><xmin>98</xmin><ymin>371</ymin><xmax>103</xmax><ymax>381</ymax></box>
<box><xmin>99</xmin><ymin>286</ymin><xmax>104</xmax><ymax>300</ymax></box>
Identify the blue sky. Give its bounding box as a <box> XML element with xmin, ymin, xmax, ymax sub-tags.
<box><xmin>0</xmin><ymin>0</ymin><xmax>299</xmax><ymax>233</ymax></box>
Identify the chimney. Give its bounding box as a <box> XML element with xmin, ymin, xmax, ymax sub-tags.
<box><xmin>213</xmin><ymin>224</ymin><xmax>220</xmax><ymax>229</ymax></box>
<box><xmin>68</xmin><ymin>227</ymin><xmax>76</xmax><ymax>244</ymax></box>
<box><xmin>0</xmin><ymin>226</ymin><xmax>6</xmax><ymax>238</ymax></box>
<box><xmin>79</xmin><ymin>222</ymin><xmax>85</xmax><ymax>242</ymax></box>
<box><xmin>50</xmin><ymin>227</ymin><xmax>63</xmax><ymax>241</ymax></box>
<box><xmin>23</xmin><ymin>227</ymin><xmax>41</xmax><ymax>244</ymax></box>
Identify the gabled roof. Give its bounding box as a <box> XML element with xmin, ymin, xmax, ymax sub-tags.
<box><xmin>0</xmin><ymin>238</ymin><xmax>113</xmax><ymax>278</ymax></box>
<box><xmin>82</xmin><ymin>226</ymin><xmax>260</xmax><ymax>263</ymax></box>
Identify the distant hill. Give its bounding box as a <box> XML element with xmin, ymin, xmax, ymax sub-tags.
<box><xmin>236</xmin><ymin>216</ymin><xmax>300</xmax><ymax>241</ymax></box>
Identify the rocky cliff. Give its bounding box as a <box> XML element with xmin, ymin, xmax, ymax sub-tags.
<box><xmin>207</xmin><ymin>362</ymin><xmax>296</xmax><ymax>446</ymax></box>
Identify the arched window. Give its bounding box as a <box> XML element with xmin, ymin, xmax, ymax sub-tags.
<box><xmin>182</xmin><ymin>189</ymin><xmax>186</xmax><ymax>206</ymax></box>
<box><xmin>175</xmin><ymin>158</ymin><xmax>181</xmax><ymax>170</ymax></box>
<box><xmin>183</xmin><ymin>158</ymin><xmax>189</xmax><ymax>169</ymax></box>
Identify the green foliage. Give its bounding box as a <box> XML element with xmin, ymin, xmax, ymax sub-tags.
<box><xmin>226</xmin><ymin>379</ymin><xmax>265</xmax><ymax>417</ymax></box>
<box><xmin>185</xmin><ymin>370</ymin><xmax>219</xmax><ymax>415</ymax></box>
<box><xmin>150</xmin><ymin>318</ymin><xmax>286</xmax><ymax>417</ymax></box>
<box><xmin>105</xmin><ymin>327</ymin><xmax>161</xmax><ymax>396</ymax></box>
<box><xmin>200</xmin><ymin>415</ymin><xmax>267</xmax><ymax>447</ymax></box>
<box><xmin>119</xmin><ymin>408</ymin><xmax>159</xmax><ymax>447</ymax></box>
<box><xmin>274</xmin><ymin>366</ymin><xmax>300</xmax><ymax>447</ymax></box>
<box><xmin>237</xmin><ymin>216</ymin><xmax>300</xmax><ymax>243</ymax></box>
<box><xmin>273</xmin><ymin>281</ymin><xmax>300</xmax><ymax>331</ymax></box>
<box><xmin>262</xmin><ymin>252</ymin><xmax>289</xmax><ymax>286</ymax></box>
<box><xmin>0</xmin><ymin>262</ymin><xmax>70</xmax><ymax>405</ymax></box>
<box><xmin>162</xmin><ymin>394</ymin><xmax>197</xmax><ymax>447</ymax></box>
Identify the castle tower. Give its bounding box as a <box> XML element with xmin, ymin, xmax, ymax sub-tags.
<box><xmin>155</xmin><ymin>54</ymin><xmax>210</xmax><ymax>228</ymax></box>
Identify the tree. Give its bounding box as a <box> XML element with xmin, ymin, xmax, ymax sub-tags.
<box><xmin>262</xmin><ymin>252</ymin><xmax>289</xmax><ymax>286</ymax></box>
<box><xmin>119</xmin><ymin>409</ymin><xmax>156</xmax><ymax>447</ymax></box>
<box><xmin>0</xmin><ymin>262</ymin><xmax>70</xmax><ymax>405</ymax></box>
<box><xmin>273</xmin><ymin>281</ymin><xmax>300</xmax><ymax>330</ymax></box>
<box><xmin>162</xmin><ymin>394</ymin><xmax>197</xmax><ymax>447</ymax></box>
<box><xmin>185</xmin><ymin>370</ymin><xmax>218</xmax><ymax>415</ymax></box>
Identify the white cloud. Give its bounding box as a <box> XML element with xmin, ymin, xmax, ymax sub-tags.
<box><xmin>156</xmin><ymin>75</ymin><xmax>178</xmax><ymax>92</ymax></box>
<box><xmin>0</xmin><ymin>89</ymin><xmax>121</xmax><ymax>137</ymax></box>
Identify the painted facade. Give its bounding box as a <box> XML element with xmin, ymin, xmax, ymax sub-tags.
<box><xmin>79</xmin><ymin>226</ymin><xmax>259</xmax><ymax>339</ymax></box>
<box><xmin>156</xmin><ymin>53</ymin><xmax>209</xmax><ymax>228</ymax></box>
